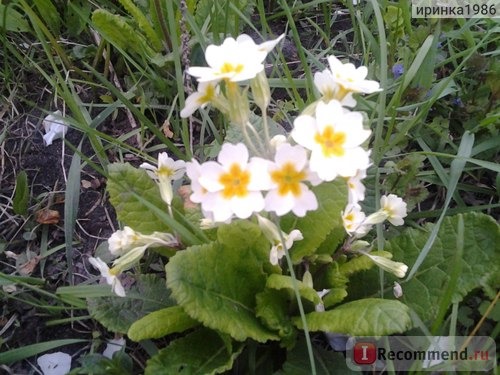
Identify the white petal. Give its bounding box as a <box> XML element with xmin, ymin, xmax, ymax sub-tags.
<box><xmin>218</xmin><ymin>143</ymin><xmax>248</xmax><ymax>168</ymax></box>
<box><xmin>231</xmin><ymin>192</ymin><xmax>264</xmax><ymax>218</ymax></box>
<box><xmin>247</xmin><ymin>157</ymin><xmax>273</xmax><ymax>190</ymax></box>
<box><xmin>103</xmin><ymin>338</ymin><xmax>126</xmax><ymax>359</ymax></box>
<box><xmin>274</xmin><ymin>143</ymin><xmax>308</xmax><ymax>170</ymax></box>
<box><xmin>198</xmin><ymin>161</ymin><xmax>224</xmax><ymax>192</ymax></box>
<box><xmin>265</xmin><ymin>190</ymin><xmax>295</xmax><ymax>216</ymax></box>
<box><xmin>292</xmin><ymin>187</ymin><xmax>318</xmax><ymax>216</ymax></box>
<box><xmin>37</xmin><ymin>352</ymin><xmax>72</xmax><ymax>375</ymax></box>
<box><xmin>291</xmin><ymin>115</ymin><xmax>317</xmax><ymax>150</ymax></box>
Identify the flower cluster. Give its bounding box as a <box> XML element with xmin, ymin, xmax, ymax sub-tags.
<box><xmin>92</xmin><ymin>34</ymin><xmax>410</xmax><ymax>296</ymax></box>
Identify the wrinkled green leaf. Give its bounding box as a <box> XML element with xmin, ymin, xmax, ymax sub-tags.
<box><xmin>255</xmin><ymin>289</ymin><xmax>296</xmax><ymax>347</ymax></box>
<box><xmin>118</xmin><ymin>0</ymin><xmax>162</xmax><ymax>51</ymax></box>
<box><xmin>282</xmin><ymin>180</ymin><xmax>347</xmax><ymax>263</ymax></box>
<box><xmin>13</xmin><ymin>170</ymin><xmax>29</xmax><ymax>215</ymax></box>
<box><xmin>166</xmin><ymin>221</ymin><xmax>279</xmax><ymax>342</ymax></box>
<box><xmin>293</xmin><ymin>299</ymin><xmax>412</xmax><ymax>336</ymax></box>
<box><xmin>91</xmin><ymin>9</ymin><xmax>155</xmax><ymax>57</ymax></box>
<box><xmin>266</xmin><ymin>274</ymin><xmax>321</xmax><ymax>305</ymax></box>
<box><xmin>277</xmin><ymin>336</ymin><xmax>354</xmax><ymax>375</ymax></box>
<box><xmin>87</xmin><ymin>274</ymin><xmax>174</xmax><ymax>333</ymax></box>
<box><xmin>107</xmin><ymin>163</ymin><xmax>168</xmax><ymax>234</ymax></box>
<box><xmin>145</xmin><ymin>328</ymin><xmax>243</xmax><ymax>375</ymax></box>
<box><xmin>128</xmin><ymin>306</ymin><xmax>199</xmax><ymax>341</ymax></box>
<box><xmin>387</xmin><ymin>212</ymin><xmax>500</xmax><ymax>322</ymax></box>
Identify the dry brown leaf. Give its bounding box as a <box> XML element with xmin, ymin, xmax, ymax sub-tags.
<box><xmin>35</xmin><ymin>209</ymin><xmax>60</xmax><ymax>224</ymax></box>
<box><xmin>18</xmin><ymin>255</ymin><xmax>41</xmax><ymax>276</ymax></box>
<box><xmin>178</xmin><ymin>185</ymin><xmax>198</xmax><ymax>210</ymax></box>
<box><xmin>162</xmin><ymin>120</ymin><xmax>174</xmax><ymax>138</ymax></box>
<box><xmin>81</xmin><ymin>180</ymin><xmax>92</xmax><ymax>189</ymax></box>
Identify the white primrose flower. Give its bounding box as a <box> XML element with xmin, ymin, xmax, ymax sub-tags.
<box><xmin>140</xmin><ymin>153</ymin><xmax>186</xmax><ymax>205</ymax></box>
<box><xmin>193</xmin><ymin>143</ymin><xmax>271</xmax><ymax>222</ymax></box>
<box><xmin>314</xmin><ymin>70</ymin><xmax>357</xmax><ymax>107</ymax></box>
<box><xmin>37</xmin><ymin>352</ymin><xmax>72</xmax><ymax>375</ymax></box>
<box><xmin>380</xmin><ymin>194</ymin><xmax>408</xmax><ymax>225</ymax></box>
<box><xmin>187</xmin><ymin>34</ymin><xmax>283</xmax><ymax>83</ymax></box>
<box><xmin>257</xmin><ymin>215</ymin><xmax>303</xmax><ymax>265</ymax></box>
<box><xmin>89</xmin><ymin>257</ymin><xmax>126</xmax><ymax>297</ymax></box>
<box><xmin>346</xmin><ymin>169</ymin><xmax>367</xmax><ymax>204</ymax></box>
<box><xmin>180</xmin><ymin>81</ymin><xmax>219</xmax><ymax>118</ymax></box>
<box><xmin>265</xmin><ymin>143</ymin><xmax>318</xmax><ymax>217</ymax></box>
<box><xmin>341</xmin><ymin>203</ymin><xmax>370</xmax><ymax>237</ymax></box>
<box><xmin>108</xmin><ymin>226</ymin><xmax>178</xmax><ymax>257</ymax></box>
<box><xmin>108</xmin><ymin>226</ymin><xmax>140</xmax><ymax>256</ymax></box>
<box><xmin>291</xmin><ymin>100</ymin><xmax>371</xmax><ymax>182</ymax></box>
<box><xmin>361</xmin><ymin>252</ymin><xmax>408</xmax><ymax>278</ymax></box>
<box><xmin>325</xmin><ymin>55</ymin><xmax>381</xmax><ymax>98</ymax></box>
<box><xmin>365</xmin><ymin>194</ymin><xmax>408</xmax><ymax>226</ymax></box>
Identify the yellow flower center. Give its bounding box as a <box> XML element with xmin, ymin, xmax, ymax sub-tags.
<box><xmin>270</xmin><ymin>162</ymin><xmax>306</xmax><ymax>197</ymax></box>
<box><xmin>219</xmin><ymin>163</ymin><xmax>250</xmax><ymax>198</ymax></box>
<box><xmin>314</xmin><ymin>126</ymin><xmax>346</xmax><ymax>157</ymax></box>
<box><xmin>220</xmin><ymin>62</ymin><xmax>244</xmax><ymax>75</ymax></box>
<box><xmin>197</xmin><ymin>84</ymin><xmax>215</xmax><ymax>105</ymax></box>
<box><xmin>344</xmin><ymin>213</ymin><xmax>354</xmax><ymax>222</ymax></box>
<box><xmin>157</xmin><ymin>166</ymin><xmax>174</xmax><ymax>178</ymax></box>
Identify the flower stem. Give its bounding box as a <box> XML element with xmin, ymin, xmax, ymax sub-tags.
<box><xmin>274</xmin><ymin>217</ymin><xmax>317</xmax><ymax>375</ymax></box>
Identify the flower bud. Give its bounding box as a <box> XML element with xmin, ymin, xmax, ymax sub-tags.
<box><xmin>250</xmin><ymin>71</ymin><xmax>271</xmax><ymax>109</ymax></box>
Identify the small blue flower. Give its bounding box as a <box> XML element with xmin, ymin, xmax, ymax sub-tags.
<box><xmin>392</xmin><ymin>63</ymin><xmax>404</xmax><ymax>79</ymax></box>
<box><xmin>452</xmin><ymin>97</ymin><xmax>463</xmax><ymax>107</ymax></box>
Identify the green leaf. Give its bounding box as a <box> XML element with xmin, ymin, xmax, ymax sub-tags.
<box><xmin>282</xmin><ymin>180</ymin><xmax>347</xmax><ymax>263</ymax></box>
<box><xmin>293</xmin><ymin>299</ymin><xmax>412</xmax><ymax>336</ymax></box>
<box><xmin>128</xmin><ymin>306</ymin><xmax>199</xmax><ymax>342</ymax></box>
<box><xmin>33</xmin><ymin>0</ymin><xmax>60</xmax><ymax>35</ymax></box>
<box><xmin>0</xmin><ymin>339</ymin><xmax>86</xmax><ymax>365</ymax></box>
<box><xmin>87</xmin><ymin>274</ymin><xmax>174</xmax><ymax>333</ymax></box>
<box><xmin>91</xmin><ymin>9</ymin><xmax>155</xmax><ymax>57</ymax></box>
<box><xmin>118</xmin><ymin>0</ymin><xmax>162</xmax><ymax>51</ymax></box>
<box><xmin>107</xmin><ymin>163</ymin><xmax>168</xmax><ymax>234</ymax></box>
<box><xmin>0</xmin><ymin>4</ymin><xmax>30</xmax><ymax>32</ymax></box>
<box><xmin>145</xmin><ymin>328</ymin><xmax>243</xmax><ymax>375</ymax></box>
<box><xmin>255</xmin><ymin>289</ymin><xmax>296</xmax><ymax>347</ymax></box>
<box><xmin>277</xmin><ymin>336</ymin><xmax>354</xmax><ymax>375</ymax></box>
<box><xmin>386</xmin><ymin>212</ymin><xmax>500</xmax><ymax>322</ymax></box>
<box><xmin>266</xmin><ymin>274</ymin><xmax>320</xmax><ymax>305</ymax></box>
<box><xmin>166</xmin><ymin>221</ymin><xmax>279</xmax><ymax>342</ymax></box>
<box><xmin>13</xmin><ymin>170</ymin><xmax>29</xmax><ymax>215</ymax></box>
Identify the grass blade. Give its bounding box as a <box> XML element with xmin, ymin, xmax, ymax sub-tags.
<box><xmin>0</xmin><ymin>339</ymin><xmax>87</xmax><ymax>364</ymax></box>
<box><xmin>64</xmin><ymin>141</ymin><xmax>82</xmax><ymax>285</ymax></box>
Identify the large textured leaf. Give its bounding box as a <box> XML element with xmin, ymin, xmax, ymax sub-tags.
<box><xmin>281</xmin><ymin>180</ymin><xmax>347</xmax><ymax>263</ymax></box>
<box><xmin>255</xmin><ymin>289</ymin><xmax>296</xmax><ymax>348</ymax></box>
<box><xmin>107</xmin><ymin>163</ymin><xmax>168</xmax><ymax>234</ymax></box>
<box><xmin>266</xmin><ymin>274</ymin><xmax>320</xmax><ymax>305</ymax></box>
<box><xmin>87</xmin><ymin>274</ymin><xmax>174</xmax><ymax>333</ymax></box>
<box><xmin>277</xmin><ymin>337</ymin><xmax>354</xmax><ymax>375</ymax></box>
<box><xmin>386</xmin><ymin>212</ymin><xmax>500</xmax><ymax>322</ymax></box>
<box><xmin>92</xmin><ymin>9</ymin><xmax>155</xmax><ymax>57</ymax></box>
<box><xmin>145</xmin><ymin>328</ymin><xmax>243</xmax><ymax>375</ymax></box>
<box><xmin>128</xmin><ymin>306</ymin><xmax>198</xmax><ymax>342</ymax></box>
<box><xmin>293</xmin><ymin>299</ymin><xmax>412</xmax><ymax>336</ymax></box>
<box><xmin>118</xmin><ymin>0</ymin><xmax>162</xmax><ymax>51</ymax></box>
<box><xmin>166</xmin><ymin>221</ymin><xmax>279</xmax><ymax>342</ymax></box>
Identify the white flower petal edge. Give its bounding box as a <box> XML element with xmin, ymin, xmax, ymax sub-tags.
<box><xmin>37</xmin><ymin>352</ymin><xmax>72</xmax><ymax>375</ymax></box>
<box><xmin>89</xmin><ymin>257</ymin><xmax>126</xmax><ymax>297</ymax></box>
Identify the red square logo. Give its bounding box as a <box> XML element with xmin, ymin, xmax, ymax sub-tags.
<box><xmin>353</xmin><ymin>342</ymin><xmax>376</xmax><ymax>364</ymax></box>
